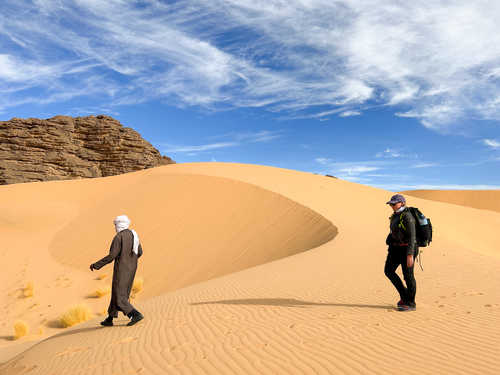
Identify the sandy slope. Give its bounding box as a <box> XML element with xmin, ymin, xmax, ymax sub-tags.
<box><xmin>402</xmin><ymin>189</ymin><xmax>500</xmax><ymax>213</ymax></box>
<box><xmin>1</xmin><ymin>163</ymin><xmax>499</xmax><ymax>375</ymax></box>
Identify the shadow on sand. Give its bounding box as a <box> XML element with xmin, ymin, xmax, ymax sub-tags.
<box><xmin>191</xmin><ymin>298</ymin><xmax>393</xmax><ymax>310</ymax></box>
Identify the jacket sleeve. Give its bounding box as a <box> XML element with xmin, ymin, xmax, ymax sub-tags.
<box><xmin>403</xmin><ymin>212</ymin><xmax>417</xmax><ymax>255</ymax></box>
<box><xmin>138</xmin><ymin>243</ymin><xmax>143</xmax><ymax>258</ymax></box>
<box><xmin>92</xmin><ymin>234</ymin><xmax>122</xmax><ymax>270</ymax></box>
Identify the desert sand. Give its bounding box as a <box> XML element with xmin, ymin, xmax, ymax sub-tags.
<box><xmin>403</xmin><ymin>189</ymin><xmax>500</xmax><ymax>213</ymax></box>
<box><xmin>1</xmin><ymin>163</ymin><xmax>499</xmax><ymax>375</ymax></box>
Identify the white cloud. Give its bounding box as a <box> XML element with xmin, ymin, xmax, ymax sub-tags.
<box><xmin>376</xmin><ymin>148</ymin><xmax>402</xmax><ymax>158</ymax></box>
<box><xmin>163</xmin><ymin>142</ymin><xmax>238</xmax><ymax>153</ymax></box>
<box><xmin>225</xmin><ymin>130</ymin><xmax>283</xmax><ymax>143</ymax></box>
<box><xmin>314</xmin><ymin>158</ymin><xmax>386</xmax><ymax>181</ymax></box>
<box><xmin>411</xmin><ymin>163</ymin><xmax>438</xmax><ymax>168</ymax></box>
<box><xmin>1</xmin><ymin>1</ymin><xmax>500</xmax><ymax>129</ymax></box>
<box><xmin>164</xmin><ymin>129</ymin><xmax>282</xmax><ymax>153</ymax></box>
<box><xmin>483</xmin><ymin>139</ymin><xmax>500</xmax><ymax>149</ymax></box>
<box><xmin>339</xmin><ymin>110</ymin><xmax>361</xmax><ymax>117</ymax></box>
<box><xmin>338</xmin><ymin>166</ymin><xmax>380</xmax><ymax>175</ymax></box>
<box><xmin>396</xmin><ymin>105</ymin><xmax>461</xmax><ymax>130</ymax></box>
<box><xmin>315</xmin><ymin>157</ymin><xmax>333</xmax><ymax>165</ymax></box>
<box><xmin>375</xmin><ymin>148</ymin><xmax>418</xmax><ymax>159</ymax></box>
<box><xmin>0</xmin><ymin>54</ymin><xmax>52</xmax><ymax>82</ymax></box>
<box><xmin>388</xmin><ymin>83</ymin><xmax>419</xmax><ymax>105</ymax></box>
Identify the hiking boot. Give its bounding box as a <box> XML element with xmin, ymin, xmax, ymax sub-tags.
<box><xmin>127</xmin><ymin>309</ymin><xmax>144</xmax><ymax>326</ymax></box>
<box><xmin>100</xmin><ymin>316</ymin><xmax>113</xmax><ymax>326</ymax></box>
<box><xmin>397</xmin><ymin>300</ymin><xmax>405</xmax><ymax>307</ymax></box>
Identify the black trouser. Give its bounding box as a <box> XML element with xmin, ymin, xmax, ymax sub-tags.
<box><xmin>384</xmin><ymin>245</ymin><xmax>417</xmax><ymax>306</ymax></box>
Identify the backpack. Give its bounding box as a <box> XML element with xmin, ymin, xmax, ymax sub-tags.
<box><xmin>400</xmin><ymin>207</ymin><xmax>433</xmax><ymax>247</ymax></box>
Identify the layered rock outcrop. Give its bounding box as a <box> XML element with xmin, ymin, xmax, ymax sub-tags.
<box><xmin>0</xmin><ymin>115</ymin><xmax>175</xmax><ymax>185</ymax></box>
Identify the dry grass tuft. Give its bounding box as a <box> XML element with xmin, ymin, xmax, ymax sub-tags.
<box><xmin>13</xmin><ymin>321</ymin><xmax>29</xmax><ymax>339</ymax></box>
<box><xmin>93</xmin><ymin>285</ymin><xmax>111</xmax><ymax>298</ymax></box>
<box><xmin>23</xmin><ymin>281</ymin><xmax>34</xmax><ymax>298</ymax></box>
<box><xmin>96</xmin><ymin>274</ymin><xmax>107</xmax><ymax>280</ymax></box>
<box><xmin>132</xmin><ymin>277</ymin><xmax>143</xmax><ymax>294</ymax></box>
<box><xmin>59</xmin><ymin>304</ymin><xmax>94</xmax><ymax>328</ymax></box>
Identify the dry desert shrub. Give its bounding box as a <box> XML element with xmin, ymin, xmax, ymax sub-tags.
<box><xmin>93</xmin><ymin>285</ymin><xmax>111</xmax><ymax>298</ymax></box>
<box><xmin>59</xmin><ymin>304</ymin><xmax>94</xmax><ymax>328</ymax></box>
<box><xmin>13</xmin><ymin>321</ymin><xmax>29</xmax><ymax>339</ymax></box>
<box><xmin>23</xmin><ymin>281</ymin><xmax>34</xmax><ymax>298</ymax></box>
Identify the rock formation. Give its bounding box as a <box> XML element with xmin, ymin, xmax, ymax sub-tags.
<box><xmin>0</xmin><ymin>115</ymin><xmax>175</xmax><ymax>185</ymax></box>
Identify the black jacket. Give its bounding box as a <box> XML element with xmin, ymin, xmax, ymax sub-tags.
<box><xmin>386</xmin><ymin>207</ymin><xmax>417</xmax><ymax>256</ymax></box>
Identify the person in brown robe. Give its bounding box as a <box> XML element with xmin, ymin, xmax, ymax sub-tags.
<box><xmin>90</xmin><ymin>215</ymin><xmax>144</xmax><ymax>326</ymax></box>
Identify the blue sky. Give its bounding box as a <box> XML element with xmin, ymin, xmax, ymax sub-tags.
<box><xmin>1</xmin><ymin>0</ymin><xmax>500</xmax><ymax>191</ymax></box>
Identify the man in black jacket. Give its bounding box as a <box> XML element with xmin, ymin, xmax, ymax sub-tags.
<box><xmin>384</xmin><ymin>194</ymin><xmax>418</xmax><ymax>311</ymax></box>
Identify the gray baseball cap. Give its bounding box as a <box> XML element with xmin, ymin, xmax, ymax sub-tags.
<box><xmin>386</xmin><ymin>194</ymin><xmax>406</xmax><ymax>205</ymax></box>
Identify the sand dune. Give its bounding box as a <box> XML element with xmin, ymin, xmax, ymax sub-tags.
<box><xmin>1</xmin><ymin>163</ymin><xmax>499</xmax><ymax>374</ymax></box>
<box><xmin>50</xmin><ymin>173</ymin><xmax>337</xmax><ymax>297</ymax></box>
<box><xmin>402</xmin><ymin>189</ymin><xmax>500</xmax><ymax>213</ymax></box>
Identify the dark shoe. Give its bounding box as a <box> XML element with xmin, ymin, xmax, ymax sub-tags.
<box><xmin>397</xmin><ymin>304</ymin><xmax>416</xmax><ymax>312</ymax></box>
<box><xmin>127</xmin><ymin>310</ymin><xmax>144</xmax><ymax>326</ymax></box>
<box><xmin>100</xmin><ymin>316</ymin><xmax>113</xmax><ymax>326</ymax></box>
<box><xmin>397</xmin><ymin>299</ymin><xmax>405</xmax><ymax>307</ymax></box>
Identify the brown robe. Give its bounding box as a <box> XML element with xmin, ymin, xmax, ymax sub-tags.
<box><xmin>93</xmin><ymin>229</ymin><xmax>143</xmax><ymax>317</ymax></box>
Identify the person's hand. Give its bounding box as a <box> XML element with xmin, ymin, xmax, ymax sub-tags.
<box><xmin>90</xmin><ymin>263</ymin><xmax>95</xmax><ymax>271</ymax></box>
<box><xmin>407</xmin><ymin>255</ymin><xmax>414</xmax><ymax>268</ymax></box>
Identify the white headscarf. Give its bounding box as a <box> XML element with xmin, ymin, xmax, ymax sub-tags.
<box><xmin>113</xmin><ymin>215</ymin><xmax>140</xmax><ymax>255</ymax></box>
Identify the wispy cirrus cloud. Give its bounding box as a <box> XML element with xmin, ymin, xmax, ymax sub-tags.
<box><xmin>376</xmin><ymin>148</ymin><xmax>403</xmax><ymax>159</ymax></box>
<box><xmin>1</xmin><ymin>1</ymin><xmax>500</xmax><ymax>129</ymax></box>
<box><xmin>315</xmin><ymin>157</ymin><xmax>333</xmax><ymax>165</ymax></box>
<box><xmin>375</xmin><ymin>148</ymin><xmax>419</xmax><ymax>159</ymax></box>
<box><xmin>163</xmin><ymin>129</ymin><xmax>283</xmax><ymax>154</ymax></box>
<box><xmin>338</xmin><ymin>166</ymin><xmax>380</xmax><ymax>175</ymax></box>
<box><xmin>314</xmin><ymin>158</ymin><xmax>392</xmax><ymax>182</ymax></box>
<box><xmin>411</xmin><ymin>163</ymin><xmax>439</xmax><ymax>169</ymax></box>
<box><xmin>483</xmin><ymin>139</ymin><xmax>500</xmax><ymax>149</ymax></box>
<box><xmin>210</xmin><ymin>130</ymin><xmax>284</xmax><ymax>143</ymax></box>
<box><xmin>339</xmin><ymin>110</ymin><xmax>362</xmax><ymax>117</ymax></box>
<box><xmin>162</xmin><ymin>142</ymin><xmax>239</xmax><ymax>153</ymax></box>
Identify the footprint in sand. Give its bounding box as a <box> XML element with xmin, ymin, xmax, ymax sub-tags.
<box><xmin>323</xmin><ymin>314</ymin><xmax>337</xmax><ymax>319</ymax></box>
<box><xmin>55</xmin><ymin>346</ymin><xmax>90</xmax><ymax>357</ymax></box>
<box><xmin>464</xmin><ymin>291</ymin><xmax>485</xmax><ymax>296</ymax></box>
